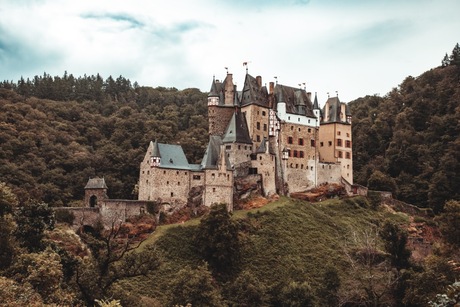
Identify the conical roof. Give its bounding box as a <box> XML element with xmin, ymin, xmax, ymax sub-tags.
<box><xmin>222</xmin><ymin>110</ymin><xmax>253</xmax><ymax>144</ymax></box>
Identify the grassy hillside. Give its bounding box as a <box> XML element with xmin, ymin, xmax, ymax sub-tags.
<box><xmin>120</xmin><ymin>196</ymin><xmax>415</xmax><ymax>306</ymax></box>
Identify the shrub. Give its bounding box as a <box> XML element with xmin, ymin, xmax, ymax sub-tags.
<box><xmin>55</xmin><ymin>209</ymin><xmax>75</xmax><ymax>225</ymax></box>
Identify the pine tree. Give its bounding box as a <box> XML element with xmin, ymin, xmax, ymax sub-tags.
<box><xmin>449</xmin><ymin>43</ymin><xmax>460</xmax><ymax>66</ymax></box>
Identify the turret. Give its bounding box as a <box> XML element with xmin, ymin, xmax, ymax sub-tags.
<box><xmin>313</xmin><ymin>92</ymin><xmax>321</xmax><ymax>121</ymax></box>
<box><xmin>150</xmin><ymin>140</ymin><xmax>161</xmax><ymax>167</ymax></box>
<box><xmin>207</xmin><ymin>76</ymin><xmax>219</xmax><ymax>106</ymax></box>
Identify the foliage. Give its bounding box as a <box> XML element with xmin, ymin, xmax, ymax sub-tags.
<box><xmin>429</xmin><ymin>281</ymin><xmax>460</xmax><ymax>307</ymax></box>
<box><xmin>7</xmin><ymin>247</ymin><xmax>76</xmax><ymax>304</ymax></box>
<box><xmin>316</xmin><ymin>266</ymin><xmax>341</xmax><ymax>307</ymax></box>
<box><xmin>54</xmin><ymin>208</ymin><xmax>76</xmax><ymax>225</ymax></box>
<box><xmin>76</xmin><ymin>215</ymin><xmax>160</xmax><ymax>305</ymax></box>
<box><xmin>95</xmin><ymin>298</ymin><xmax>123</xmax><ymax>307</ymax></box>
<box><xmin>438</xmin><ymin>200</ymin><xmax>460</xmax><ymax>246</ymax></box>
<box><xmin>276</xmin><ymin>281</ymin><xmax>315</xmax><ymax>307</ymax></box>
<box><xmin>0</xmin><ymin>182</ymin><xmax>18</xmax><ymax>217</ymax></box>
<box><xmin>14</xmin><ymin>201</ymin><xmax>55</xmax><ymax>252</ymax></box>
<box><xmin>380</xmin><ymin>221</ymin><xmax>411</xmax><ymax>270</ymax></box>
<box><xmin>367</xmin><ymin>170</ymin><xmax>397</xmax><ymax>194</ymax></box>
<box><xmin>194</xmin><ymin>203</ymin><xmax>240</xmax><ymax>278</ymax></box>
<box><xmin>223</xmin><ymin>270</ymin><xmax>268</xmax><ymax>307</ymax></box>
<box><xmin>350</xmin><ymin>45</ymin><xmax>460</xmax><ymax>210</ymax></box>
<box><xmin>0</xmin><ymin>73</ymin><xmax>208</xmax><ymax>206</ymax></box>
<box><xmin>0</xmin><ymin>276</ymin><xmax>43</xmax><ymax>306</ymax></box>
<box><xmin>167</xmin><ymin>264</ymin><xmax>224</xmax><ymax>307</ymax></box>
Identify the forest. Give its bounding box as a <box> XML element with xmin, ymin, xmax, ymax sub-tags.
<box><xmin>0</xmin><ymin>74</ymin><xmax>209</xmax><ymax>206</ymax></box>
<box><xmin>0</xmin><ymin>43</ymin><xmax>459</xmax><ymax>306</ymax></box>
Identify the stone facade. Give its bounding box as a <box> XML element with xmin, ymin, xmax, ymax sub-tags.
<box><xmin>137</xmin><ymin>71</ymin><xmax>354</xmax><ymax>212</ymax></box>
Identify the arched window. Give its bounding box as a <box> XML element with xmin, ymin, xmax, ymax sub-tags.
<box><xmin>89</xmin><ymin>195</ymin><xmax>97</xmax><ymax>207</ymax></box>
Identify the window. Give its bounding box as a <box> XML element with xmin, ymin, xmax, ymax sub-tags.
<box><xmin>346</xmin><ymin>152</ymin><xmax>351</xmax><ymax>159</ymax></box>
<box><xmin>310</xmin><ymin>139</ymin><xmax>315</xmax><ymax>147</ymax></box>
<box><xmin>177</xmin><ymin>182</ymin><xmax>180</xmax><ymax>185</ymax></box>
<box><xmin>337</xmin><ymin>131</ymin><xmax>341</xmax><ymax>135</ymax></box>
<box><xmin>320</xmin><ymin>142</ymin><xmax>324</xmax><ymax>147</ymax></box>
<box><xmin>176</xmin><ymin>171</ymin><xmax>179</xmax><ymax>175</ymax></box>
<box><xmin>291</xmin><ymin>125</ymin><xmax>293</xmax><ymax>130</ymax></box>
<box><xmin>193</xmin><ymin>175</ymin><xmax>201</xmax><ymax>180</ymax></box>
<box><xmin>257</xmin><ymin>122</ymin><xmax>261</xmax><ymax>130</ymax></box>
<box><xmin>263</xmin><ymin>124</ymin><xmax>267</xmax><ymax>131</ymax></box>
<box><xmin>328</xmin><ymin>141</ymin><xmax>332</xmax><ymax>146</ymax></box>
<box><xmin>299</xmin><ymin>151</ymin><xmax>304</xmax><ymax>158</ymax></box>
<box><xmin>298</xmin><ymin>138</ymin><xmax>304</xmax><ymax>145</ymax></box>
<box><xmin>238</xmin><ymin>145</ymin><xmax>241</xmax><ymax>149</ymax></box>
<box><xmin>337</xmin><ymin>139</ymin><xmax>342</xmax><ymax>146</ymax></box>
<box><xmin>346</xmin><ymin>133</ymin><xmax>350</xmax><ymax>137</ymax></box>
<box><xmin>293</xmin><ymin>150</ymin><xmax>298</xmax><ymax>158</ymax></box>
<box><xmin>338</xmin><ymin>151</ymin><xmax>343</xmax><ymax>158</ymax></box>
<box><xmin>212</xmin><ymin>173</ymin><xmax>215</xmax><ymax>179</ymax></box>
<box><xmin>213</xmin><ymin>188</ymin><xmax>216</xmax><ymax>192</ymax></box>
<box><xmin>288</xmin><ymin>136</ymin><xmax>293</xmax><ymax>144</ymax></box>
<box><xmin>262</xmin><ymin>111</ymin><xmax>266</xmax><ymax>116</ymax></box>
<box><xmin>345</xmin><ymin>140</ymin><xmax>351</xmax><ymax>148</ymax></box>
<box><xmin>308</xmin><ymin>128</ymin><xmax>311</xmax><ymax>133</ymax></box>
<box><xmin>226</xmin><ymin>145</ymin><xmax>231</xmax><ymax>150</ymax></box>
<box><xmin>171</xmin><ymin>192</ymin><xmax>174</xmax><ymax>197</ymax></box>
<box><xmin>167</xmin><ymin>181</ymin><xmax>169</xmax><ymax>185</ymax></box>
<box><xmin>256</xmin><ymin>135</ymin><xmax>261</xmax><ymax>142</ymax></box>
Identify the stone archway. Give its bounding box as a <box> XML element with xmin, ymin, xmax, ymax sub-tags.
<box><xmin>89</xmin><ymin>195</ymin><xmax>97</xmax><ymax>207</ymax></box>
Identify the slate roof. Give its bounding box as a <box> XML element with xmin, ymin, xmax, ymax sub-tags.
<box><xmin>85</xmin><ymin>177</ymin><xmax>108</xmax><ymax>189</ymax></box>
<box><xmin>149</xmin><ymin>141</ymin><xmax>199</xmax><ymax>170</ymax></box>
<box><xmin>222</xmin><ymin>110</ymin><xmax>253</xmax><ymax>144</ymax></box>
<box><xmin>201</xmin><ymin>136</ymin><xmax>232</xmax><ymax>170</ymax></box>
<box><xmin>256</xmin><ymin>137</ymin><xmax>274</xmax><ymax>154</ymax></box>
<box><xmin>275</xmin><ymin>84</ymin><xmax>315</xmax><ymax>117</ymax></box>
<box><xmin>240</xmin><ymin>74</ymin><xmax>269</xmax><ymax>107</ymax></box>
<box><xmin>321</xmin><ymin>97</ymin><xmax>351</xmax><ymax>124</ymax></box>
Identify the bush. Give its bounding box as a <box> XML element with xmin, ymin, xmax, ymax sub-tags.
<box><xmin>54</xmin><ymin>209</ymin><xmax>75</xmax><ymax>225</ymax></box>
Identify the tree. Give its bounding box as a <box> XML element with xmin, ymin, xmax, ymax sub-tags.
<box><xmin>75</xmin><ymin>213</ymin><xmax>160</xmax><ymax>305</ymax></box>
<box><xmin>0</xmin><ymin>182</ymin><xmax>18</xmax><ymax>270</ymax></box>
<box><xmin>380</xmin><ymin>221</ymin><xmax>411</xmax><ymax>270</ymax></box>
<box><xmin>317</xmin><ymin>266</ymin><xmax>341</xmax><ymax>306</ymax></box>
<box><xmin>167</xmin><ymin>264</ymin><xmax>224</xmax><ymax>307</ymax></box>
<box><xmin>367</xmin><ymin>170</ymin><xmax>397</xmax><ymax>194</ymax></box>
<box><xmin>438</xmin><ymin>200</ymin><xmax>460</xmax><ymax>246</ymax></box>
<box><xmin>442</xmin><ymin>53</ymin><xmax>450</xmax><ymax>67</ymax></box>
<box><xmin>277</xmin><ymin>281</ymin><xmax>315</xmax><ymax>307</ymax></box>
<box><xmin>194</xmin><ymin>203</ymin><xmax>240</xmax><ymax>278</ymax></box>
<box><xmin>449</xmin><ymin>42</ymin><xmax>460</xmax><ymax>66</ymax></box>
<box><xmin>223</xmin><ymin>270</ymin><xmax>268</xmax><ymax>307</ymax></box>
<box><xmin>14</xmin><ymin>201</ymin><xmax>54</xmax><ymax>252</ymax></box>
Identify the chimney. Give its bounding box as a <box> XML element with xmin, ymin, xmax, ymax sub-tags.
<box><xmin>306</xmin><ymin>92</ymin><xmax>311</xmax><ymax>100</ymax></box>
<box><xmin>269</xmin><ymin>81</ymin><xmax>274</xmax><ymax>94</ymax></box>
<box><xmin>256</xmin><ymin>76</ymin><xmax>262</xmax><ymax>88</ymax></box>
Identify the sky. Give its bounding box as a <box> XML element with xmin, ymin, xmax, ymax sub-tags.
<box><xmin>1</xmin><ymin>0</ymin><xmax>459</xmax><ymax>103</ymax></box>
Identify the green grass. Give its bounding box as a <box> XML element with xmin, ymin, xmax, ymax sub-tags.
<box><xmin>122</xmin><ymin>196</ymin><xmax>408</xmax><ymax>305</ymax></box>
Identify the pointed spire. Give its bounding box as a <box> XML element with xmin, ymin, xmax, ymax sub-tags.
<box><xmin>208</xmin><ymin>75</ymin><xmax>219</xmax><ymax>97</ymax></box>
<box><xmin>151</xmin><ymin>139</ymin><xmax>161</xmax><ymax>157</ymax></box>
<box><xmin>313</xmin><ymin>92</ymin><xmax>319</xmax><ymax>109</ymax></box>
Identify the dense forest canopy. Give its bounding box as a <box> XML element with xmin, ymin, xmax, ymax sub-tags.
<box><xmin>0</xmin><ymin>73</ymin><xmax>209</xmax><ymax>206</ymax></box>
<box><xmin>1</xmin><ymin>43</ymin><xmax>459</xmax><ymax>210</ymax></box>
<box><xmin>349</xmin><ymin>43</ymin><xmax>460</xmax><ymax>213</ymax></box>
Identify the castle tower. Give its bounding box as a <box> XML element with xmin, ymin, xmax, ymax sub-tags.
<box><xmin>318</xmin><ymin>97</ymin><xmax>353</xmax><ymax>184</ymax></box>
<box><xmin>149</xmin><ymin>139</ymin><xmax>161</xmax><ymax>167</ymax></box>
<box><xmin>84</xmin><ymin>177</ymin><xmax>108</xmax><ymax>208</ymax></box>
<box><xmin>208</xmin><ymin>75</ymin><xmax>235</xmax><ymax>136</ymax></box>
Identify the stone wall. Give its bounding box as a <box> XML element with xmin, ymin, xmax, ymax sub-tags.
<box><xmin>317</xmin><ymin>162</ymin><xmax>342</xmax><ymax>185</ymax></box>
<box><xmin>242</xmin><ymin>104</ymin><xmax>270</xmax><ymax>149</ymax></box>
<box><xmin>252</xmin><ymin>152</ymin><xmax>277</xmax><ymax>196</ymax></box>
<box><xmin>203</xmin><ymin>168</ymin><xmax>233</xmax><ymax>210</ymax></box>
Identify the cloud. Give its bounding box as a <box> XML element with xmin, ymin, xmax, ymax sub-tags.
<box><xmin>81</xmin><ymin>12</ymin><xmax>145</xmax><ymax>29</ymax></box>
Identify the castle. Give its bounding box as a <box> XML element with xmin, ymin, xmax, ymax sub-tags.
<box><xmin>137</xmin><ymin>71</ymin><xmax>354</xmax><ymax>211</ymax></box>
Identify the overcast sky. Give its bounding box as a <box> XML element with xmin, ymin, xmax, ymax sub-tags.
<box><xmin>1</xmin><ymin>0</ymin><xmax>459</xmax><ymax>103</ymax></box>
